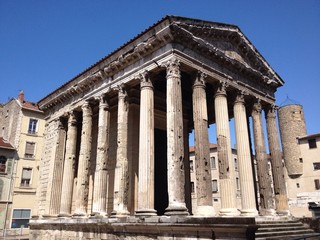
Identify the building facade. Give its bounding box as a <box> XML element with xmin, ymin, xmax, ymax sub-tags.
<box><xmin>0</xmin><ymin>137</ymin><xmax>16</xmax><ymax>231</ymax></box>
<box><xmin>0</xmin><ymin>91</ymin><xmax>45</xmax><ymax>237</ymax></box>
<box><xmin>278</xmin><ymin>104</ymin><xmax>320</xmax><ymax>218</ymax></box>
<box><xmin>31</xmin><ymin>16</ymin><xmax>290</xmax><ymax>239</ymax></box>
<box><xmin>189</xmin><ymin>144</ymin><xmax>243</xmax><ymax>212</ymax></box>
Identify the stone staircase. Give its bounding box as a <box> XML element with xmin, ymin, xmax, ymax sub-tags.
<box><xmin>255</xmin><ymin>219</ymin><xmax>320</xmax><ymax>239</ymax></box>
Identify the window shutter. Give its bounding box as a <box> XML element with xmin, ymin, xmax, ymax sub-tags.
<box><xmin>6</xmin><ymin>160</ymin><xmax>12</xmax><ymax>173</ymax></box>
<box><xmin>22</xmin><ymin>168</ymin><xmax>32</xmax><ymax>179</ymax></box>
<box><xmin>25</xmin><ymin>142</ymin><xmax>35</xmax><ymax>155</ymax></box>
<box><xmin>315</xmin><ymin>179</ymin><xmax>320</xmax><ymax>190</ymax></box>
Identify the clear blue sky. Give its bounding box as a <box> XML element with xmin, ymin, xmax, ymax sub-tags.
<box><xmin>1</xmin><ymin>0</ymin><xmax>319</xmax><ymax>142</ymax></box>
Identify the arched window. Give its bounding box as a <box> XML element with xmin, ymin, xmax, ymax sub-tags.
<box><xmin>0</xmin><ymin>156</ymin><xmax>7</xmax><ymax>173</ymax></box>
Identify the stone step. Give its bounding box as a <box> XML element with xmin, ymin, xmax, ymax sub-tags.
<box><xmin>255</xmin><ymin>219</ymin><xmax>318</xmax><ymax>239</ymax></box>
<box><xmin>256</xmin><ymin>229</ymin><xmax>315</xmax><ymax>238</ymax></box>
<box><xmin>256</xmin><ymin>232</ymin><xmax>320</xmax><ymax>240</ymax></box>
<box><xmin>257</xmin><ymin>222</ymin><xmax>304</xmax><ymax>228</ymax></box>
<box><xmin>256</xmin><ymin>226</ymin><xmax>312</xmax><ymax>232</ymax></box>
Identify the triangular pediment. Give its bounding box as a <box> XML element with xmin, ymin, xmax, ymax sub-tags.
<box><xmin>166</xmin><ymin>16</ymin><xmax>283</xmax><ymax>87</ymax></box>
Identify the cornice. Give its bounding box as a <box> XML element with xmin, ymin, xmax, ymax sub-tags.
<box><xmin>38</xmin><ymin>16</ymin><xmax>283</xmax><ymax>112</ymax></box>
<box><xmin>169</xmin><ymin>23</ymin><xmax>282</xmax><ymax>89</ymax></box>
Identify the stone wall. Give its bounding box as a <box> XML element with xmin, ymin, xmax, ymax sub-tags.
<box><xmin>278</xmin><ymin>104</ymin><xmax>307</xmax><ymax>176</ymax></box>
<box><xmin>30</xmin><ymin>216</ymin><xmax>257</xmax><ymax>240</ymax></box>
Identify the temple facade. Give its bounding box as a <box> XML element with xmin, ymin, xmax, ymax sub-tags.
<box><xmin>31</xmin><ymin>16</ymin><xmax>291</xmax><ymax>239</ymax></box>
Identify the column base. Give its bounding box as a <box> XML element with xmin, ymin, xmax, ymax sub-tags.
<box><xmin>276</xmin><ymin>209</ymin><xmax>291</xmax><ymax>216</ymax></box>
<box><xmin>90</xmin><ymin>212</ymin><xmax>108</xmax><ymax>218</ymax></box>
<box><xmin>57</xmin><ymin>213</ymin><xmax>72</xmax><ymax>218</ymax></box>
<box><xmin>135</xmin><ymin>209</ymin><xmax>157</xmax><ymax>217</ymax></box>
<box><xmin>110</xmin><ymin>209</ymin><xmax>130</xmax><ymax>218</ymax></box>
<box><xmin>259</xmin><ymin>208</ymin><xmax>276</xmax><ymax>216</ymax></box>
<box><xmin>165</xmin><ymin>205</ymin><xmax>189</xmax><ymax>216</ymax></box>
<box><xmin>219</xmin><ymin>208</ymin><xmax>240</xmax><ymax>216</ymax></box>
<box><xmin>41</xmin><ymin>214</ymin><xmax>58</xmax><ymax>219</ymax></box>
<box><xmin>193</xmin><ymin>205</ymin><xmax>216</xmax><ymax>217</ymax></box>
<box><xmin>72</xmin><ymin>212</ymin><xmax>87</xmax><ymax>218</ymax></box>
<box><xmin>240</xmin><ymin>208</ymin><xmax>258</xmax><ymax>217</ymax></box>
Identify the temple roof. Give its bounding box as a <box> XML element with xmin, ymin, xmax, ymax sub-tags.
<box><xmin>38</xmin><ymin>15</ymin><xmax>284</xmax><ymax>110</ymax></box>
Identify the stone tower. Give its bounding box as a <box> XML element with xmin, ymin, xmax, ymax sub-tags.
<box><xmin>278</xmin><ymin>104</ymin><xmax>307</xmax><ymax>176</ymax></box>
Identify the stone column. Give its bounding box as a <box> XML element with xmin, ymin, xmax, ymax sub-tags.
<box><xmin>265</xmin><ymin>105</ymin><xmax>289</xmax><ymax>215</ymax></box>
<box><xmin>165</xmin><ymin>58</ymin><xmax>188</xmax><ymax>216</ymax></box>
<box><xmin>92</xmin><ymin>95</ymin><xmax>110</xmax><ymax>216</ymax></box>
<box><xmin>233</xmin><ymin>93</ymin><xmax>258</xmax><ymax>216</ymax></box>
<box><xmin>136</xmin><ymin>71</ymin><xmax>156</xmax><ymax>217</ymax></box>
<box><xmin>251</xmin><ymin>101</ymin><xmax>275</xmax><ymax>216</ymax></box>
<box><xmin>74</xmin><ymin>101</ymin><xmax>93</xmax><ymax>216</ymax></box>
<box><xmin>192</xmin><ymin>71</ymin><xmax>215</xmax><ymax>216</ymax></box>
<box><xmin>48</xmin><ymin>118</ymin><xmax>66</xmax><ymax>216</ymax></box>
<box><xmin>59</xmin><ymin>112</ymin><xmax>78</xmax><ymax>217</ymax></box>
<box><xmin>112</xmin><ymin>85</ymin><xmax>130</xmax><ymax>217</ymax></box>
<box><xmin>214</xmin><ymin>82</ymin><xmax>239</xmax><ymax>216</ymax></box>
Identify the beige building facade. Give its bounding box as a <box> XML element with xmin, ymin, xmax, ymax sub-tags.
<box><xmin>31</xmin><ymin>16</ymin><xmax>293</xmax><ymax>239</ymax></box>
<box><xmin>285</xmin><ymin>132</ymin><xmax>320</xmax><ymax>218</ymax></box>
<box><xmin>0</xmin><ymin>91</ymin><xmax>45</xmax><ymax>237</ymax></box>
<box><xmin>189</xmin><ymin>144</ymin><xmax>243</xmax><ymax>212</ymax></box>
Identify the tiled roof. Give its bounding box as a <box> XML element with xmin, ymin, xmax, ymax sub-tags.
<box><xmin>0</xmin><ymin>137</ymin><xmax>15</xmax><ymax>150</ymax></box>
<box><xmin>21</xmin><ymin>100</ymin><xmax>42</xmax><ymax>112</ymax></box>
<box><xmin>189</xmin><ymin>143</ymin><xmax>218</xmax><ymax>153</ymax></box>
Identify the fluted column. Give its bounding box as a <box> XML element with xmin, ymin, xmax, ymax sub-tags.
<box><xmin>48</xmin><ymin>118</ymin><xmax>66</xmax><ymax>216</ymax></box>
<box><xmin>233</xmin><ymin>93</ymin><xmax>258</xmax><ymax>216</ymax></box>
<box><xmin>74</xmin><ymin>101</ymin><xmax>93</xmax><ymax>216</ymax></box>
<box><xmin>136</xmin><ymin>71</ymin><xmax>156</xmax><ymax>217</ymax></box>
<box><xmin>214</xmin><ymin>82</ymin><xmax>239</xmax><ymax>216</ymax></box>
<box><xmin>192</xmin><ymin>71</ymin><xmax>215</xmax><ymax>216</ymax></box>
<box><xmin>92</xmin><ymin>95</ymin><xmax>110</xmax><ymax>216</ymax></box>
<box><xmin>251</xmin><ymin>101</ymin><xmax>275</xmax><ymax>216</ymax></box>
<box><xmin>59</xmin><ymin>112</ymin><xmax>78</xmax><ymax>217</ymax></box>
<box><xmin>165</xmin><ymin>58</ymin><xmax>188</xmax><ymax>216</ymax></box>
<box><xmin>265</xmin><ymin>105</ymin><xmax>289</xmax><ymax>215</ymax></box>
<box><xmin>112</xmin><ymin>85</ymin><xmax>130</xmax><ymax>217</ymax></box>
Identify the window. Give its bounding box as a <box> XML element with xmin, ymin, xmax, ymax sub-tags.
<box><xmin>191</xmin><ymin>182</ymin><xmax>195</xmax><ymax>193</ymax></box>
<box><xmin>11</xmin><ymin>209</ymin><xmax>31</xmax><ymax>228</ymax></box>
<box><xmin>234</xmin><ymin>158</ymin><xmax>238</xmax><ymax>170</ymax></box>
<box><xmin>190</xmin><ymin>160</ymin><xmax>193</xmax><ymax>172</ymax></box>
<box><xmin>21</xmin><ymin>168</ymin><xmax>32</xmax><ymax>187</ymax></box>
<box><xmin>24</xmin><ymin>142</ymin><xmax>35</xmax><ymax>159</ymax></box>
<box><xmin>28</xmin><ymin>119</ymin><xmax>38</xmax><ymax>134</ymax></box>
<box><xmin>212</xmin><ymin>179</ymin><xmax>218</xmax><ymax>193</ymax></box>
<box><xmin>313</xmin><ymin>163</ymin><xmax>320</xmax><ymax>170</ymax></box>
<box><xmin>308</xmin><ymin>139</ymin><xmax>317</xmax><ymax>149</ymax></box>
<box><xmin>299</xmin><ymin>158</ymin><xmax>303</xmax><ymax>163</ymax></box>
<box><xmin>210</xmin><ymin>157</ymin><xmax>216</xmax><ymax>169</ymax></box>
<box><xmin>0</xmin><ymin>156</ymin><xmax>7</xmax><ymax>173</ymax></box>
<box><xmin>315</xmin><ymin>179</ymin><xmax>320</xmax><ymax>190</ymax></box>
<box><xmin>296</xmin><ymin>183</ymin><xmax>300</xmax><ymax>188</ymax></box>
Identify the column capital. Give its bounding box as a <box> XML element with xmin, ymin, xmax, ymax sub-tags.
<box><xmin>252</xmin><ymin>100</ymin><xmax>262</xmax><ymax>114</ymax></box>
<box><xmin>140</xmin><ymin>70</ymin><xmax>153</xmax><ymax>89</ymax></box>
<box><xmin>192</xmin><ymin>71</ymin><xmax>206</xmax><ymax>89</ymax></box>
<box><xmin>165</xmin><ymin>57</ymin><xmax>180</xmax><ymax>79</ymax></box>
<box><xmin>68</xmin><ymin>111</ymin><xmax>77</xmax><ymax>125</ymax></box>
<box><xmin>82</xmin><ymin>101</ymin><xmax>92</xmax><ymax>117</ymax></box>
<box><xmin>215</xmin><ymin>81</ymin><xmax>228</xmax><ymax>97</ymax></box>
<box><xmin>265</xmin><ymin>104</ymin><xmax>277</xmax><ymax>119</ymax></box>
<box><xmin>234</xmin><ymin>91</ymin><xmax>247</xmax><ymax>104</ymax></box>
<box><xmin>117</xmin><ymin>84</ymin><xmax>128</xmax><ymax>100</ymax></box>
<box><xmin>98</xmin><ymin>95</ymin><xmax>110</xmax><ymax>110</ymax></box>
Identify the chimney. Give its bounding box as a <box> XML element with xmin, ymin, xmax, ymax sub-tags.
<box><xmin>18</xmin><ymin>90</ymin><xmax>24</xmax><ymax>103</ymax></box>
